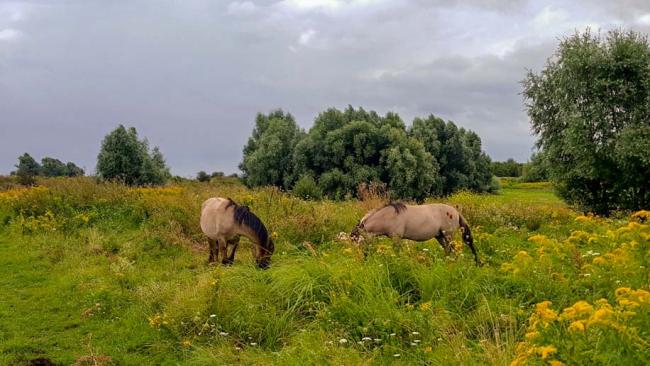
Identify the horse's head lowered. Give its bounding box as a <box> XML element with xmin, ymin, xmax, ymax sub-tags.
<box><xmin>230</xmin><ymin>200</ymin><xmax>275</xmax><ymax>269</ymax></box>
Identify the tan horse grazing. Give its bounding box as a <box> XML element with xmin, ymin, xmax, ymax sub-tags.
<box><xmin>200</xmin><ymin>197</ymin><xmax>275</xmax><ymax>269</ymax></box>
<box><xmin>351</xmin><ymin>202</ymin><xmax>479</xmax><ymax>265</ymax></box>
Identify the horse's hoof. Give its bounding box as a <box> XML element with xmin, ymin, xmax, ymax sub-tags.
<box><xmin>222</xmin><ymin>259</ymin><xmax>234</xmax><ymax>266</ymax></box>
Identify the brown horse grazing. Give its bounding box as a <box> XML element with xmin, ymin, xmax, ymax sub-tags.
<box><xmin>351</xmin><ymin>202</ymin><xmax>479</xmax><ymax>265</ymax></box>
<box><xmin>200</xmin><ymin>197</ymin><xmax>275</xmax><ymax>269</ymax></box>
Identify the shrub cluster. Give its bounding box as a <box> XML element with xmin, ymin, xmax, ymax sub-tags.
<box><xmin>240</xmin><ymin>107</ymin><xmax>494</xmax><ymax>200</ymax></box>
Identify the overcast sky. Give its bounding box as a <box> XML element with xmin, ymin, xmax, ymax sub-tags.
<box><xmin>2</xmin><ymin>0</ymin><xmax>650</xmax><ymax>176</ymax></box>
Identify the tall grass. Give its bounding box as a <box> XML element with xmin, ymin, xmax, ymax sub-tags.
<box><xmin>0</xmin><ymin>178</ymin><xmax>647</xmax><ymax>365</ymax></box>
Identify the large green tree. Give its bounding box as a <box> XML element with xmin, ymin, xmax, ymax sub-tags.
<box><xmin>409</xmin><ymin>116</ymin><xmax>492</xmax><ymax>195</ymax></box>
<box><xmin>15</xmin><ymin>153</ymin><xmax>41</xmax><ymax>186</ymax></box>
<box><xmin>41</xmin><ymin>157</ymin><xmax>68</xmax><ymax>177</ymax></box>
<box><xmin>240</xmin><ymin>110</ymin><xmax>304</xmax><ymax>188</ymax></box>
<box><xmin>96</xmin><ymin>125</ymin><xmax>170</xmax><ymax>186</ymax></box>
<box><xmin>292</xmin><ymin>106</ymin><xmax>439</xmax><ymax>200</ymax></box>
<box><xmin>523</xmin><ymin>30</ymin><xmax>650</xmax><ymax>213</ymax></box>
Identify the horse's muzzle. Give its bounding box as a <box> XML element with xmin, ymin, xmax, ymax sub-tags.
<box><xmin>257</xmin><ymin>259</ymin><xmax>271</xmax><ymax>270</ymax></box>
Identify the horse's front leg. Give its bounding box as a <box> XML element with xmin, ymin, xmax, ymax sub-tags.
<box><xmin>224</xmin><ymin>237</ymin><xmax>240</xmax><ymax>265</ymax></box>
<box><xmin>391</xmin><ymin>234</ymin><xmax>403</xmax><ymax>253</ymax></box>
<box><xmin>436</xmin><ymin>234</ymin><xmax>451</xmax><ymax>257</ymax></box>
<box><xmin>445</xmin><ymin>234</ymin><xmax>458</xmax><ymax>258</ymax></box>
<box><xmin>208</xmin><ymin>238</ymin><xmax>218</xmax><ymax>264</ymax></box>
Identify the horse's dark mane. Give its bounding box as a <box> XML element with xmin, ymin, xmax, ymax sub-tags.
<box><xmin>226</xmin><ymin>198</ymin><xmax>270</xmax><ymax>251</ymax></box>
<box><xmin>384</xmin><ymin>201</ymin><xmax>407</xmax><ymax>214</ymax></box>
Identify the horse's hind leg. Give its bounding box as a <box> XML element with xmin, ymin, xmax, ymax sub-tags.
<box><xmin>208</xmin><ymin>238</ymin><xmax>218</xmax><ymax>264</ymax></box>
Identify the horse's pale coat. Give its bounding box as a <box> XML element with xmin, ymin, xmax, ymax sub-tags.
<box><xmin>353</xmin><ymin>203</ymin><xmax>478</xmax><ymax>264</ymax></box>
<box><xmin>200</xmin><ymin>197</ymin><xmax>274</xmax><ymax>268</ymax></box>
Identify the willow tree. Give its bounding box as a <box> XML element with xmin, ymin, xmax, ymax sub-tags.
<box><xmin>523</xmin><ymin>30</ymin><xmax>650</xmax><ymax>213</ymax></box>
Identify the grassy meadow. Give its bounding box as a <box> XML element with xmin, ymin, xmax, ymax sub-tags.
<box><xmin>0</xmin><ymin>177</ymin><xmax>648</xmax><ymax>365</ymax></box>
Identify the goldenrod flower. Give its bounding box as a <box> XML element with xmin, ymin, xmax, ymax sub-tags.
<box><xmin>568</xmin><ymin>320</ymin><xmax>585</xmax><ymax>332</ymax></box>
<box><xmin>535</xmin><ymin>301</ymin><xmax>558</xmax><ymax>323</ymax></box>
<box><xmin>528</xmin><ymin>234</ymin><xmax>548</xmax><ymax>243</ymax></box>
<box><xmin>536</xmin><ymin>345</ymin><xmax>557</xmax><ymax>359</ymax></box>
<box><xmin>561</xmin><ymin>301</ymin><xmax>593</xmax><ymax>320</ymax></box>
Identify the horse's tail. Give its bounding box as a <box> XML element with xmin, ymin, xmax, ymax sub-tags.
<box><xmin>459</xmin><ymin>214</ymin><xmax>479</xmax><ymax>265</ymax></box>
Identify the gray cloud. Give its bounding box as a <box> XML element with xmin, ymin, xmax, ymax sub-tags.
<box><xmin>1</xmin><ymin>0</ymin><xmax>649</xmax><ymax>176</ymax></box>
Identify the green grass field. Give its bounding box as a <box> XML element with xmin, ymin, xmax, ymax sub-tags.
<box><xmin>0</xmin><ymin>178</ymin><xmax>648</xmax><ymax>365</ymax></box>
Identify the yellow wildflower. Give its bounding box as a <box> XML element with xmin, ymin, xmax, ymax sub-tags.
<box><xmin>536</xmin><ymin>345</ymin><xmax>557</xmax><ymax>359</ymax></box>
<box><xmin>618</xmin><ymin>299</ymin><xmax>640</xmax><ymax>309</ymax></box>
<box><xmin>632</xmin><ymin>289</ymin><xmax>650</xmax><ymax>303</ymax></box>
<box><xmin>615</xmin><ymin>287</ymin><xmax>631</xmax><ymax>297</ymax></box>
<box><xmin>181</xmin><ymin>339</ymin><xmax>192</xmax><ymax>348</ymax></box>
<box><xmin>528</xmin><ymin>234</ymin><xmax>548</xmax><ymax>243</ymax></box>
<box><xmin>419</xmin><ymin>301</ymin><xmax>432</xmax><ymax>312</ymax></box>
<box><xmin>535</xmin><ymin>301</ymin><xmax>558</xmax><ymax>323</ymax></box>
<box><xmin>568</xmin><ymin>320</ymin><xmax>585</xmax><ymax>332</ymax></box>
<box><xmin>524</xmin><ymin>331</ymin><xmax>539</xmax><ymax>340</ymax></box>
<box><xmin>589</xmin><ymin>307</ymin><xmax>614</xmax><ymax>325</ymax></box>
<box><xmin>561</xmin><ymin>301</ymin><xmax>593</xmax><ymax>320</ymax></box>
<box><xmin>514</xmin><ymin>251</ymin><xmax>531</xmax><ymax>261</ymax></box>
<box><xmin>549</xmin><ymin>360</ymin><xmax>565</xmax><ymax>366</ymax></box>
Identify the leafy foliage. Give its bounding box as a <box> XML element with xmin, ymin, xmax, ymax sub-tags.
<box><xmin>292</xmin><ymin>175</ymin><xmax>323</xmax><ymax>200</ymax></box>
<box><xmin>15</xmin><ymin>153</ymin><xmax>40</xmax><ymax>186</ymax></box>
<box><xmin>492</xmin><ymin>158</ymin><xmax>523</xmax><ymax>177</ymax></box>
<box><xmin>410</xmin><ymin>115</ymin><xmax>494</xmax><ymax>195</ymax></box>
<box><xmin>64</xmin><ymin>162</ymin><xmax>85</xmax><ymax>177</ymax></box>
<box><xmin>521</xmin><ymin>151</ymin><xmax>549</xmax><ymax>183</ymax></box>
<box><xmin>41</xmin><ymin>157</ymin><xmax>68</xmax><ymax>177</ymax></box>
<box><xmin>196</xmin><ymin>171</ymin><xmax>210</xmax><ymax>182</ymax></box>
<box><xmin>13</xmin><ymin>154</ymin><xmax>84</xmax><ymax>185</ymax></box>
<box><xmin>96</xmin><ymin>125</ymin><xmax>171</xmax><ymax>186</ymax></box>
<box><xmin>242</xmin><ymin>107</ymin><xmax>493</xmax><ymax>200</ymax></box>
<box><xmin>523</xmin><ymin>30</ymin><xmax>650</xmax><ymax>213</ymax></box>
<box><xmin>240</xmin><ymin>110</ymin><xmax>305</xmax><ymax>189</ymax></box>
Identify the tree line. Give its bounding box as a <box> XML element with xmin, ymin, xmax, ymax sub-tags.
<box><xmin>11</xmin><ymin>29</ymin><xmax>648</xmax><ymax>214</ymax></box>
<box><xmin>13</xmin><ymin>153</ymin><xmax>84</xmax><ymax>185</ymax></box>
<box><xmin>239</xmin><ymin>107</ymin><xmax>496</xmax><ymax>201</ymax></box>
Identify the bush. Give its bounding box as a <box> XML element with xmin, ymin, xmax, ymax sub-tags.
<box><xmin>292</xmin><ymin>175</ymin><xmax>322</xmax><ymax>200</ymax></box>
